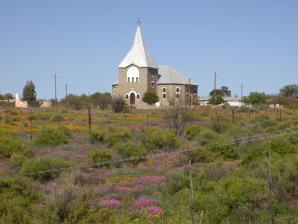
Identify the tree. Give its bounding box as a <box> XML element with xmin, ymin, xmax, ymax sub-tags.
<box><xmin>209</xmin><ymin>95</ymin><xmax>224</xmax><ymax>105</ymax></box>
<box><xmin>209</xmin><ymin>89</ymin><xmax>224</xmax><ymax>97</ymax></box>
<box><xmin>280</xmin><ymin>84</ymin><xmax>298</xmax><ymax>97</ymax></box>
<box><xmin>244</xmin><ymin>92</ymin><xmax>266</xmax><ymax>105</ymax></box>
<box><xmin>142</xmin><ymin>91</ymin><xmax>159</xmax><ymax>125</ymax></box>
<box><xmin>89</xmin><ymin>92</ymin><xmax>112</xmax><ymax>109</ymax></box>
<box><xmin>142</xmin><ymin>91</ymin><xmax>159</xmax><ymax>105</ymax></box>
<box><xmin>23</xmin><ymin>81</ymin><xmax>36</xmax><ymax>106</ymax></box>
<box><xmin>111</xmin><ymin>96</ymin><xmax>126</xmax><ymax>113</ymax></box>
<box><xmin>3</xmin><ymin>93</ymin><xmax>13</xmax><ymax>101</ymax></box>
<box><xmin>220</xmin><ymin>86</ymin><xmax>231</xmax><ymax>97</ymax></box>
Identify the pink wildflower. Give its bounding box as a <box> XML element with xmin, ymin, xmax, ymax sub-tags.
<box><xmin>136</xmin><ymin>176</ymin><xmax>166</xmax><ymax>186</ymax></box>
<box><xmin>100</xmin><ymin>199</ymin><xmax>122</xmax><ymax>207</ymax></box>
<box><xmin>133</xmin><ymin>198</ymin><xmax>158</xmax><ymax>208</ymax></box>
<box><xmin>147</xmin><ymin>206</ymin><xmax>164</xmax><ymax>217</ymax></box>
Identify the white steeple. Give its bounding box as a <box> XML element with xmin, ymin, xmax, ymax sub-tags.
<box><xmin>118</xmin><ymin>21</ymin><xmax>158</xmax><ymax>69</ymax></box>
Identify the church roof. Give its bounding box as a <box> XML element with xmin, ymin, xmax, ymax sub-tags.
<box><xmin>158</xmin><ymin>65</ymin><xmax>195</xmax><ymax>85</ymax></box>
<box><xmin>118</xmin><ymin>23</ymin><xmax>158</xmax><ymax>69</ymax></box>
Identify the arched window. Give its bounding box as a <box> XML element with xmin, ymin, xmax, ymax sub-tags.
<box><xmin>163</xmin><ymin>87</ymin><xmax>166</xmax><ymax>92</ymax></box>
<box><xmin>127</xmin><ymin>66</ymin><xmax>139</xmax><ymax>83</ymax></box>
<box><xmin>176</xmin><ymin>87</ymin><xmax>180</xmax><ymax>92</ymax></box>
<box><xmin>162</xmin><ymin>93</ymin><xmax>166</xmax><ymax>99</ymax></box>
<box><xmin>137</xmin><ymin>94</ymin><xmax>140</xmax><ymax>99</ymax></box>
<box><xmin>125</xmin><ymin>94</ymin><xmax>128</xmax><ymax>99</ymax></box>
<box><xmin>151</xmin><ymin>82</ymin><xmax>154</xmax><ymax>88</ymax></box>
<box><xmin>176</xmin><ymin>93</ymin><xmax>180</xmax><ymax>98</ymax></box>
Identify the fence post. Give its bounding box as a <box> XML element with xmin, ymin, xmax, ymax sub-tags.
<box><xmin>189</xmin><ymin>160</ymin><xmax>195</xmax><ymax>224</ymax></box>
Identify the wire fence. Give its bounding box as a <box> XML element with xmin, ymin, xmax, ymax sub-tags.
<box><xmin>14</xmin><ymin>124</ymin><xmax>298</xmax><ymax>178</ymax></box>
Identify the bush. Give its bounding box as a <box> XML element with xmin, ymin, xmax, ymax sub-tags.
<box><xmin>0</xmin><ymin>135</ymin><xmax>23</xmax><ymax>157</ymax></box>
<box><xmin>104</xmin><ymin>129</ymin><xmax>132</xmax><ymax>147</ymax></box>
<box><xmin>242</xmin><ymin>139</ymin><xmax>297</xmax><ymax>165</ymax></box>
<box><xmin>253</xmin><ymin>115</ymin><xmax>277</xmax><ymax>129</ymax></box>
<box><xmin>142</xmin><ymin>128</ymin><xmax>166</xmax><ymax>150</ymax></box>
<box><xmin>142</xmin><ymin>91</ymin><xmax>159</xmax><ymax>105</ymax></box>
<box><xmin>112</xmin><ymin>96</ymin><xmax>126</xmax><ymax>113</ymax></box>
<box><xmin>142</xmin><ymin>128</ymin><xmax>178</xmax><ymax>150</ymax></box>
<box><xmin>20</xmin><ymin>156</ymin><xmax>72</xmax><ymax>181</ymax></box>
<box><xmin>197</xmin><ymin>129</ymin><xmax>218</xmax><ymax>146</ymax></box>
<box><xmin>89</xmin><ymin>131</ymin><xmax>105</xmax><ymax>143</ymax></box>
<box><xmin>88</xmin><ymin>148</ymin><xmax>112</xmax><ymax>164</ymax></box>
<box><xmin>50</xmin><ymin>113</ymin><xmax>64</xmax><ymax>122</ymax></box>
<box><xmin>35</xmin><ymin>126</ymin><xmax>69</xmax><ymax>146</ymax></box>
<box><xmin>185</xmin><ymin>124</ymin><xmax>200</xmax><ymax>140</ymax></box>
<box><xmin>211</xmin><ymin>113</ymin><xmax>227</xmax><ymax>133</ymax></box>
<box><xmin>209</xmin><ymin>141</ymin><xmax>238</xmax><ymax>160</ymax></box>
<box><xmin>0</xmin><ymin>176</ymin><xmax>40</xmax><ymax>223</ymax></box>
<box><xmin>114</xmin><ymin>142</ymin><xmax>146</xmax><ymax>158</ymax></box>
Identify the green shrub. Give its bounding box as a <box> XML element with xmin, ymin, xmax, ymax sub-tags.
<box><xmin>57</xmin><ymin>126</ymin><xmax>72</xmax><ymax>137</ymax></box>
<box><xmin>165</xmin><ymin>130</ymin><xmax>179</xmax><ymax>149</ymax></box>
<box><xmin>0</xmin><ymin>176</ymin><xmax>40</xmax><ymax>223</ymax></box>
<box><xmin>10</xmin><ymin>153</ymin><xmax>28</xmax><ymax>170</ymax></box>
<box><xmin>114</xmin><ymin>142</ymin><xmax>146</xmax><ymax>158</ymax></box>
<box><xmin>142</xmin><ymin>128</ymin><xmax>165</xmax><ymax>149</ymax></box>
<box><xmin>211</xmin><ymin>113</ymin><xmax>227</xmax><ymax>133</ymax></box>
<box><xmin>103</xmin><ymin>129</ymin><xmax>132</xmax><ymax>147</ymax></box>
<box><xmin>185</xmin><ymin>124</ymin><xmax>201</xmax><ymax>140</ymax></box>
<box><xmin>89</xmin><ymin>131</ymin><xmax>106</xmax><ymax>143</ymax></box>
<box><xmin>0</xmin><ymin>135</ymin><xmax>23</xmax><ymax>157</ymax></box>
<box><xmin>242</xmin><ymin>139</ymin><xmax>297</xmax><ymax>165</ymax></box>
<box><xmin>88</xmin><ymin>148</ymin><xmax>112</xmax><ymax>164</ymax></box>
<box><xmin>20</xmin><ymin>156</ymin><xmax>72</xmax><ymax>181</ymax></box>
<box><xmin>253</xmin><ymin>115</ymin><xmax>277</xmax><ymax>129</ymax></box>
<box><xmin>142</xmin><ymin>128</ymin><xmax>178</xmax><ymax>150</ymax></box>
<box><xmin>209</xmin><ymin>141</ymin><xmax>238</xmax><ymax>160</ymax></box>
<box><xmin>35</xmin><ymin>126</ymin><xmax>69</xmax><ymax>146</ymax></box>
<box><xmin>50</xmin><ymin>113</ymin><xmax>64</xmax><ymax>122</ymax></box>
<box><xmin>197</xmin><ymin>129</ymin><xmax>218</xmax><ymax>146</ymax></box>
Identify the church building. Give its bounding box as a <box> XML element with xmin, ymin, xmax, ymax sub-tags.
<box><xmin>112</xmin><ymin>22</ymin><xmax>198</xmax><ymax>108</ymax></box>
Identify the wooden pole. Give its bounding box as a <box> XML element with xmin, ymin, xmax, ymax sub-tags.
<box><xmin>87</xmin><ymin>105</ymin><xmax>92</xmax><ymax>132</ymax></box>
<box><xmin>189</xmin><ymin>160</ymin><xmax>195</xmax><ymax>224</ymax></box>
<box><xmin>29</xmin><ymin>108</ymin><xmax>33</xmax><ymax>140</ymax></box>
<box><xmin>268</xmin><ymin>136</ymin><xmax>274</xmax><ymax>224</ymax></box>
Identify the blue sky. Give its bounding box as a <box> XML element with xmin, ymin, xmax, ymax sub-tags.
<box><xmin>0</xmin><ymin>0</ymin><xmax>297</xmax><ymax>99</ymax></box>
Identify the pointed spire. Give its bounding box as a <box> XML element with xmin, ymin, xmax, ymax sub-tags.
<box><xmin>118</xmin><ymin>22</ymin><xmax>158</xmax><ymax>69</ymax></box>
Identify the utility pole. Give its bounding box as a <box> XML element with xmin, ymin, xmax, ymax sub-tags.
<box><xmin>240</xmin><ymin>84</ymin><xmax>243</xmax><ymax>107</ymax></box>
<box><xmin>189</xmin><ymin>78</ymin><xmax>192</xmax><ymax>107</ymax></box>
<box><xmin>65</xmin><ymin>83</ymin><xmax>68</xmax><ymax>112</ymax></box>
<box><xmin>213</xmin><ymin>72</ymin><xmax>218</xmax><ymax>90</ymax></box>
<box><xmin>54</xmin><ymin>73</ymin><xmax>57</xmax><ymax>105</ymax></box>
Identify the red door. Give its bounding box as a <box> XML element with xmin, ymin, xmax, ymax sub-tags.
<box><xmin>130</xmin><ymin>93</ymin><xmax>135</xmax><ymax>105</ymax></box>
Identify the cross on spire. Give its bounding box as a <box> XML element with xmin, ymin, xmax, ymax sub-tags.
<box><xmin>137</xmin><ymin>18</ymin><xmax>141</xmax><ymax>26</ymax></box>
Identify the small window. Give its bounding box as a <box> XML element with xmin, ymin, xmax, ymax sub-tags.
<box><xmin>125</xmin><ymin>94</ymin><xmax>128</xmax><ymax>99</ymax></box>
<box><xmin>163</xmin><ymin>87</ymin><xmax>166</xmax><ymax>92</ymax></box>
<box><xmin>136</xmin><ymin>77</ymin><xmax>139</xmax><ymax>82</ymax></box>
<box><xmin>128</xmin><ymin>77</ymin><xmax>130</xmax><ymax>82</ymax></box>
<box><xmin>132</xmin><ymin>77</ymin><xmax>134</xmax><ymax>82</ymax></box>
<box><xmin>151</xmin><ymin>82</ymin><xmax>154</xmax><ymax>88</ymax></box>
<box><xmin>137</xmin><ymin>94</ymin><xmax>140</xmax><ymax>99</ymax></box>
<box><xmin>162</xmin><ymin>93</ymin><xmax>166</xmax><ymax>99</ymax></box>
<box><xmin>176</xmin><ymin>93</ymin><xmax>180</xmax><ymax>98</ymax></box>
<box><xmin>176</xmin><ymin>87</ymin><xmax>180</xmax><ymax>92</ymax></box>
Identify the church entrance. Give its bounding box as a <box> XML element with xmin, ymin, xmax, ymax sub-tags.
<box><xmin>130</xmin><ymin>93</ymin><xmax>135</xmax><ymax>105</ymax></box>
